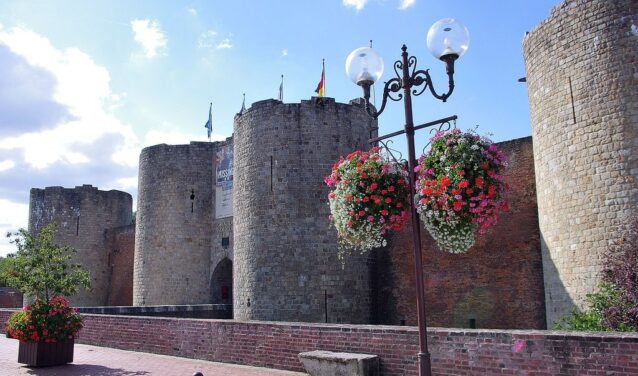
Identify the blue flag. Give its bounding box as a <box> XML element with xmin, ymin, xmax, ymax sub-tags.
<box><xmin>204</xmin><ymin>102</ymin><xmax>212</xmax><ymax>140</ymax></box>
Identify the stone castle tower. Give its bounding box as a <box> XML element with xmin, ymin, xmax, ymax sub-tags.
<box><xmin>132</xmin><ymin>97</ymin><xmax>376</xmax><ymax>323</ymax></box>
<box><xmin>28</xmin><ymin>185</ymin><xmax>132</xmax><ymax>306</ymax></box>
<box><xmin>233</xmin><ymin>98</ymin><xmax>376</xmax><ymax>323</ymax></box>
<box><xmin>133</xmin><ymin>139</ymin><xmax>233</xmax><ymax>306</ymax></box>
<box><xmin>523</xmin><ymin>0</ymin><xmax>638</xmax><ymax>326</ymax></box>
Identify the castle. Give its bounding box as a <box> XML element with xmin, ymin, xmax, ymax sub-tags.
<box><xmin>26</xmin><ymin>0</ymin><xmax>637</xmax><ymax>329</ymax></box>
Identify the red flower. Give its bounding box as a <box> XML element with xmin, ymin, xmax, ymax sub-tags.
<box><xmin>474</xmin><ymin>177</ymin><xmax>484</xmax><ymax>188</ymax></box>
<box><xmin>380</xmin><ymin>209</ymin><xmax>389</xmax><ymax>216</ymax></box>
<box><xmin>453</xmin><ymin>201</ymin><xmax>463</xmax><ymax>211</ymax></box>
<box><xmin>369</xmin><ymin>183</ymin><xmax>378</xmax><ymax>191</ymax></box>
<box><xmin>458</xmin><ymin>180</ymin><xmax>469</xmax><ymax>188</ymax></box>
<box><xmin>385</xmin><ymin>197</ymin><xmax>392</xmax><ymax>204</ymax></box>
<box><xmin>440</xmin><ymin>176</ymin><xmax>451</xmax><ymax>188</ymax></box>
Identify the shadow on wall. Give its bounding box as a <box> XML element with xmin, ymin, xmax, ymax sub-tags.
<box><xmin>540</xmin><ymin>235</ymin><xmax>575</xmax><ymax>329</ymax></box>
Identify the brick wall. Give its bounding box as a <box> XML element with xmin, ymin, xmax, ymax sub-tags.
<box><xmin>2</xmin><ymin>310</ymin><xmax>637</xmax><ymax>375</ymax></box>
<box><xmin>376</xmin><ymin>136</ymin><xmax>545</xmax><ymax>329</ymax></box>
<box><xmin>105</xmin><ymin>224</ymin><xmax>135</xmax><ymax>306</ymax></box>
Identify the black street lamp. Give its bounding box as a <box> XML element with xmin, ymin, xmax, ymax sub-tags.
<box><xmin>346</xmin><ymin>18</ymin><xmax>470</xmax><ymax>376</ymax></box>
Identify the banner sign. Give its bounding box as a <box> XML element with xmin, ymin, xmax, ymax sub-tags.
<box><xmin>215</xmin><ymin>144</ymin><xmax>233</xmax><ymax>218</ymax></box>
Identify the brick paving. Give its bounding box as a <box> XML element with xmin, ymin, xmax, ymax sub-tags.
<box><xmin>0</xmin><ymin>336</ymin><xmax>306</xmax><ymax>376</ymax></box>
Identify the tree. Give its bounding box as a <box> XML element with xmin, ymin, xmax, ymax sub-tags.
<box><xmin>0</xmin><ymin>255</ymin><xmax>11</xmax><ymax>287</ymax></box>
<box><xmin>3</xmin><ymin>223</ymin><xmax>91</xmax><ymax>300</ymax></box>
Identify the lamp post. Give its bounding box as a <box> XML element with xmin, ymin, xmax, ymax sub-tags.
<box><xmin>345</xmin><ymin>18</ymin><xmax>469</xmax><ymax>376</ymax></box>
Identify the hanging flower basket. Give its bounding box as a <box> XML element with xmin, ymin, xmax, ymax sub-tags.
<box><xmin>415</xmin><ymin>129</ymin><xmax>509</xmax><ymax>253</ymax></box>
<box><xmin>325</xmin><ymin>146</ymin><xmax>411</xmax><ymax>253</ymax></box>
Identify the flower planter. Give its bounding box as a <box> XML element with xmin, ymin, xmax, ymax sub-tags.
<box><xmin>17</xmin><ymin>339</ymin><xmax>74</xmax><ymax>367</ymax></box>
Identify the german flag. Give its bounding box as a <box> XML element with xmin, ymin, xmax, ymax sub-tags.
<box><xmin>315</xmin><ymin>59</ymin><xmax>325</xmax><ymax>97</ymax></box>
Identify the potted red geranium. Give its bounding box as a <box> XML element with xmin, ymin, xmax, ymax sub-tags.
<box><xmin>2</xmin><ymin>223</ymin><xmax>90</xmax><ymax>367</ymax></box>
<box><xmin>325</xmin><ymin>146</ymin><xmax>411</xmax><ymax>254</ymax></box>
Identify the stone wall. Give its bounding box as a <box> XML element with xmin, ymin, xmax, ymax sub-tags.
<box><xmin>523</xmin><ymin>0</ymin><xmax>638</xmax><ymax>326</ymax></box>
<box><xmin>105</xmin><ymin>224</ymin><xmax>135</xmax><ymax>306</ymax></box>
<box><xmin>233</xmin><ymin>97</ymin><xmax>377</xmax><ymax>323</ymax></box>
<box><xmin>134</xmin><ymin>140</ymin><xmax>231</xmax><ymax>305</ymax></box>
<box><xmin>2</xmin><ymin>309</ymin><xmax>636</xmax><ymax>376</ymax></box>
<box><xmin>28</xmin><ymin>185</ymin><xmax>132</xmax><ymax>306</ymax></box>
<box><xmin>0</xmin><ymin>288</ymin><xmax>22</xmax><ymax>308</ymax></box>
<box><xmin>376</xmin><ymin>137</ymin><xmax>545</xmax><ymax>329</ymax></box>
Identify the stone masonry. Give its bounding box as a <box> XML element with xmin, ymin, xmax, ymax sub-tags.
<box><xmin>233</xmin><ymin>97</ymin><xmax>377</xmax><ymax>323</ymax></box>
<box><xmin>133</xmin><ymin>140</ymin><xmax>233</xmax><ymax>305</ymax></box>
<box><xmin>28</xmin><ymin>185</ymin><xmax>132</xmax><ymax>306</ymax></box>
<box><xmin>523</xmin><ymin>0</ymin><xmax>638</xmax><ymax>326</ymax></box>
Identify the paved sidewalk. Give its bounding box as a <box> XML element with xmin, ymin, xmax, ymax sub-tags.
<box><xmin>0</xmin><ymin>336</ymin><xmax>306</xmax><ymax>376</ymax></box>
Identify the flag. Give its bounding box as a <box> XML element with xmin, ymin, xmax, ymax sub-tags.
<box><xmin>278</xmin><ymin>75</ymin><xmax>284</xmax><ymax>102</ymax></box>
<box><xmin>239</xmin><ymin>94</ymin><xmax>246</xmax><ymax>115</ymax></box>
<box><xmin>204</xmin><ymin>102</ymin><xmax>212</xmax><ymax>140</ymax></box>
<box><xmin>314</xmin><ymin>60</ymin><xmax>325</xmax><ymax>97</ymax></box>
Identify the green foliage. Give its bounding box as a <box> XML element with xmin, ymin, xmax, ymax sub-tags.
<box><xmin>0</xmin><ymin>255</ymin><xmax>12</xmax><ymax>287</ymax></box>
<box><xmin>3</xmin><ymin>223</ymin><xmax>91</xmax><ymax>300</ymax></box>
<box><xmin>554</xmin><ymin>282</ymin><xmax>635</xmax><ymax>332</ymax></box>
<box><xmin>6</xmin><ymin>296</ymin><xmax>83</xmax><ymax>342</ymax></box>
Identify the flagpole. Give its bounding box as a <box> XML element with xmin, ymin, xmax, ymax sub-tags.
<box><xmin>280</xmin><ymin>75</ymin><xmax>284</xmax><ymax>102</ymax></box>
<box><xmin>322</xmin><ymin>58</ymin><xmax>325</xmax><ymax>97</ymax></box>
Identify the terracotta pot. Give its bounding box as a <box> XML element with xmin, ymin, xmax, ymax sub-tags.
<box><xmin>17</xmin><ymin>339</ymin><xmax>74</xmax><ymax>367</ymax></box>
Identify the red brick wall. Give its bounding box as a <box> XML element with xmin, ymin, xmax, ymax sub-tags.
<box><xmin>2</xmin><ymin>310</ymin><xmax>636</xmax><ymax>375</ymax></box>
<box><xmin>105</xmin><ymin>224</ymin><xmax>135</xmax><ymax>306</ymax></box>
<box><xmin>375</xmin><ymin>136</ymin><xmax>545</xmax><ymax>329</ymax></box>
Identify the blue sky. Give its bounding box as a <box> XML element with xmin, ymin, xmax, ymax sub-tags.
<box><xmin>0</xmin><ymin>0</ymin><xmax>561</xmax><ymax>256</ymax></box>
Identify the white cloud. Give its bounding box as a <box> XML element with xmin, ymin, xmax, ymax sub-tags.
<box><xmin>216</xmin><ymin>38</ymin><xmax>232</xmax><ymax>49</ymax></box>
<box><xmin>0</xmin><ymin>160</ymin><xmax>15</xmax><ymax>172</ymax></box>
<box><xmin>130</xmin><ymin>19</ymin><xmax>167</xmax><ymax>58</ymax></box>
<box><xmin>198</xmin><ymin>30</ymin><xmax>218</xmax><ymax>49</ymax></box>
<box><xmin>0</xmin><ymin>199</ymin><xmax>28</xmax><ymax>256</ymax></box>
<box><xmin>0</xmin><ymin>26</ymin><xmax>138</xmax><ymax>169</ymax></box>
<box><xmin>398</xmin><ymin>0</ymin><xmax>415</xmax><ymax>9</ymax></box>
<box><xmin>0</xmin><ymin>26</ymin><xmax>142</xmax><ymax>255</ymax></box>
<box><xmin>187</xmin><ymin>7</ymin><xmax>197</xmax><ymax>16</ymax></box>
<box><xmin>282</xmin><ymin>48</ymin><xmax>288</xmax><ymax>57</ymax></box>
<box><xmin>343</xmin><ymin>0</ymin><xmax>368</xmax><ymax>11</ymax></box>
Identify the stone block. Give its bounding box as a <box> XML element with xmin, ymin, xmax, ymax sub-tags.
<box><xmin>299</xmin><ymin>350</ymin><xmax>379</xmax><ymax>376</ymax></box>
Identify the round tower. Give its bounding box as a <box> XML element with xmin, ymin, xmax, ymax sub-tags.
<box><xmin>233</xmin><ymin>97</ymin><xmax>377</xmax><ymax>323</ymax></box>
<box><xmin>523</xmin><ymin>0</ymin><xmax>638</xmax><ymax>326</ymax></box>
<box><xmin>28</xmin><ymin>185</ymin><xmax>132</xmax><ymax>306</ymax></box>
<box><xmin>133</xmin><ymin>141</ymin><xmax>225</xmax><ymax>305</ymax></box>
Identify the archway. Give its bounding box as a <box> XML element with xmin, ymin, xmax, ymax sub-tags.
<box><xmin>211</xmin><ymin>258</ymin><xmax>232</xmax><ymax>305</ymax></box>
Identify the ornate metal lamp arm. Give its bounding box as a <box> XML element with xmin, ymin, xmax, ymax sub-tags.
<box><xmin>361</xmin><ymin>45</ymin><xmax>457</xmax><ymax>118</ymax></box>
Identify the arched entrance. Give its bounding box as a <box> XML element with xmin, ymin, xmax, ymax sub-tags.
<box><xmin>211</xmin><ymin>258</ymin><xmax>232</xmax><ymax>305</ymax></box>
